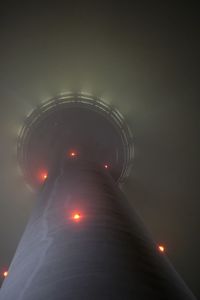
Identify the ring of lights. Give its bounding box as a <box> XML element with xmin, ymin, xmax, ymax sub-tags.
<box><xmin>17</xmin><ymin>93</ymin><xmax>134</xmax><ymax>188</ymax></box>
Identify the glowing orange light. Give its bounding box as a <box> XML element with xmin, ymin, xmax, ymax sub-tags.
<box><xmin>38</xmin><ymin>171</ymin><xmax>48</xmax><ymax>183</ymax></box>
<box><xmin>72</xmin><ymin>213</ymin><xmax>81</xmax><ymax>221</ymax></box>
<box><xmin>158</xmin><ymin>245</ymin><xmax>165</xmax><ymax>253</ymax></box>
<box><xmin>3</xmin><ymin>271</ymin><xmax>8</xmax><ymax>278</ymax></box>
<box><xmin>41</xmin><ymin>172</ymin><xmax>48</xmax><ymax>181</ymax></box>
<box><xmin>43</xmin><ymin>173</ymin><xmax>48</xmax><ymax>180</ymax></box>
<box><xmin>69</xmin><ymin>151</ymin><xmax>77</xmax><ymax>158</ymax></box>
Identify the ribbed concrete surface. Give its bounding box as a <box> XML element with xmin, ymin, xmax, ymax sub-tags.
<box><xmin>0</xmin><ymin>160</ymin><xmax>196</xmax><ymax>299</ymax></box>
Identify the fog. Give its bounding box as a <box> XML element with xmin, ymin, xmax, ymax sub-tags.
<box><xmin>0</xmin><ymin>2</ymin><xmax>199</xmax><ymax>297</ymax></box>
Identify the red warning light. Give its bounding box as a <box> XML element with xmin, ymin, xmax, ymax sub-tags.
<box><xmin>158</xmin><ymin>245</ymin><xmax>165</xmax><ymax>253</ymax></box>
<box><xmin>104</xmin><ymin>164</ymin><xmax>108</xmax><ymax>169</ymax></box>
<box><xmin>72</xmin><ymin>213</ymin><xmax>81</xmax><ymax>221</ymax></box>
<box><xmin>43</xmin><ymin>173</ymin><xmax>48</xmax><ymax>180</ymax></box>
<box><xmin>73</xmin><ymin>213</ymin><xmax>80</xmax><ymax>219</ymax></box>
<box><xmin>68</xmin><ymin>151</ymin><xmax>77</xmax><ymax>158</ymax></box>
<box><xmin>3</xmin><ymin>271</ymin><xmax>8</xmax><ymax>278</ymax></box>
<box><xmin>38</xmin><ymin>171</ymin><xmax>48</xmax><ymax>183</ymax></box>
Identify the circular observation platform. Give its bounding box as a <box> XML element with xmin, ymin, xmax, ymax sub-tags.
<box><xmin>17</xmin><ymin>94</ymin><xmax>134</xmax><ymax>189</ymax></box>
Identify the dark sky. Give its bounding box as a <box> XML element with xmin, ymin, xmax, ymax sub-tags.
<box><xmin>0</xmin><ymin>2</ymin><xmax>199</xmax><ymax>298</ymax></box>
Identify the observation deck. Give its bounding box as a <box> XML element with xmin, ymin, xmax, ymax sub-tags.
<box><xmin>17</xmin><ymin>93</ymin><xmax>134</xmax><ymax>188</ymax></box>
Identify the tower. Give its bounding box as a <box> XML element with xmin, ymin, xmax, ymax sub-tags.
<box><xmin>0</xmin><ymin>94</ymin><xmax>196</xmax><ymax>299</ymax></box>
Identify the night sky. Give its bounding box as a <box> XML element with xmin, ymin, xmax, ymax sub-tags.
<box><xmin>0</xmin><ymin>2</ymin><xmax>199</xmax><ymax>298</ymax></box>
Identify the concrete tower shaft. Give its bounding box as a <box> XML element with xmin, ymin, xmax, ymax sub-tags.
<box><xmin>0</xmin><ymin>159</ymin><xmax>196</xmax><ymax>299</ymax></box>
